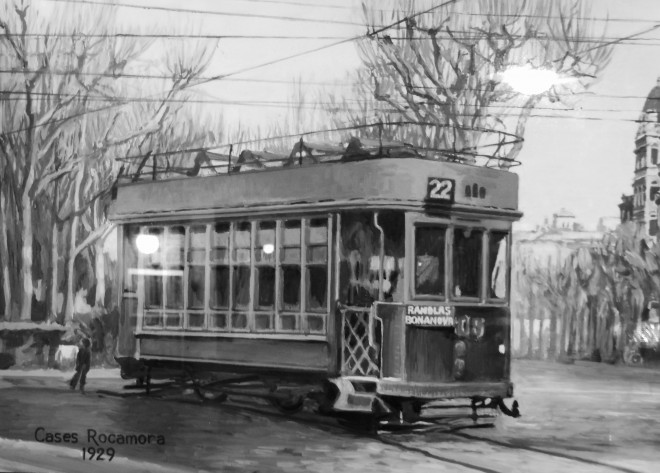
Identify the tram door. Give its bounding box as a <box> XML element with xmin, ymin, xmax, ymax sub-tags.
<box><xmin>337</xmin><ymin>210</ymin><xmax>405</xmax><ymax>376</ymax></box>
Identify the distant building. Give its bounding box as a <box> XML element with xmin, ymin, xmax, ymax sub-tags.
<box><xmin>552</xmin><ymin>208</ymin><xmax>578</xmax><ymax>230</ymax></box>
<box><xmin>621</xmin><ymin>78</ymin><xmax>660</xmax><ymax>237</ymax></box>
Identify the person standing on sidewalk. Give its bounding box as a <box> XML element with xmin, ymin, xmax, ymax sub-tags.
<box><xmin>69</xmin><ymin>338</ymin><xmax>91</xmax><ymax>394</ymax></box>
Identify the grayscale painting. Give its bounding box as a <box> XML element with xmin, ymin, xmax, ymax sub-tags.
<box><xmin>0</xmin><ymin>0</ymin><xmax>659</xmax><ymax>471</ymax></box>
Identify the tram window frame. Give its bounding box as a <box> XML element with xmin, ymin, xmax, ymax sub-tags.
<box><xmin>136</xmin><ymin>216</ymin><xmax>331</xmax><ymax>337</ymax></box>
<box><xmin>412</xmin><ymin>224</ymin><xmax>448</xmax><ymax>300</ymax></box>
<box><xmin>451</xmin><ymin>227</ymin><xmax>484</xmax><ymax>300</ymax></box>
<box><xmin>486</xmin><ymin>231</ymin><xmax>509</xmax><ymax>302</ymax></box>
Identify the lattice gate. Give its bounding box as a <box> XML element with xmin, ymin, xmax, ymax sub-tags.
<box><xmin>340</xmin><ymin>306</ymin><xmax>381</xmax><ymax>376</ymax></box>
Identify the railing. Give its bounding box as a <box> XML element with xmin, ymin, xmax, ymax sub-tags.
<box><xmin>340</xmin><ymin>305</ymin><xmax>381</xmax><ymax>377</ymax></box>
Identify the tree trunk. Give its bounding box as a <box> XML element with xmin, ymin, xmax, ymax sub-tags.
<box><xmin>0</xmin><ymin>191</ymin><xmax>12</xmax><ymax>319</ymax></box>
<box><xmin>94</xmin><ymin>238</ymin><xmax>106</xmax><ymax>308</ymax></box>
<box><xmin>64</xmin><ymin>170</ymin><xmax>83</xmax><ymax>321</ymax></box>
<box><xmin>527</xmin><ymin>297</ymin><xmax>535</xmax><ymax>357</ymax></box>
<box><xmin>548</xmin><ymin>305</ymin><xmax>558</xmax><ymax>359</ymax></box>
<box><xmin>50</xmin><ymin>222</ymin><xmax>60</xmax><ymax>320</ymax></box>
<box><xmin>537</xmin><ymin>309</ymin><xmax>545</xmax><ymax>359</ymax></box>
<box><xmin>19</xmin><ymin>193</ymin><xmax>33</xmax><ymax>321</ymax></box>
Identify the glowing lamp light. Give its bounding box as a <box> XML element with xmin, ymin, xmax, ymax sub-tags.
<box><xmin>262</xmin><ymin>243</ymin><xmax>275</xmax><ymax>255</ymax></box>
<box><xmin>500</xmin><ymin>65</ymin><xmax>568</xmax><ymax>95</ymax></box>
<box><xmin>136</xmin><ymin>234</ymin><xmax>160</xmax><ymax>255</ymax></box>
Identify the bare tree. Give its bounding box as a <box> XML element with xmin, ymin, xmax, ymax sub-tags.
<box><xmin>355</xmin><ymin>0</ymin><xmax>612</xmax><ymax>165</ymax></box>
<box><xmin>0</xmin><ymin>1</ymin><xmax>219</xmax><ymax>322</ymax></box>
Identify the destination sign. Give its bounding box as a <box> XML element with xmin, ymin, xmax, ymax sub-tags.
<box><xmin>426</xmin><ymin>177</ymin><xmax>455</xmax><ymax>203</ymax></box>
<box><xmin>405</xmin><ymin>305</ymin><xmax>455</xmax><ymax>328</ymax></box>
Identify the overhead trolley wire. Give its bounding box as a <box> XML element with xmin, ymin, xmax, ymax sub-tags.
<box><xmin>43</xmin><ymin>0</ymin><xmax>366</xmax><ymax>27</ymax></box>
<box><xmin>0</xmin><ymin>0</ymin><xmax>461</xmax><ymax>137</ymax></box>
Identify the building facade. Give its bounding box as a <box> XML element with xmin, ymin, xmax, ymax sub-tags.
<box><xmin>621</xmin><ymin>78</ymin><xmax>660</xmax><ymax>237</ymax></box>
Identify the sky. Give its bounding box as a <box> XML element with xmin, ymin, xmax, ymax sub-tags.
<box><xmin>34</xmin><ymin>0</ymin><xmax>660</xmax><ymax>230</ymax></box>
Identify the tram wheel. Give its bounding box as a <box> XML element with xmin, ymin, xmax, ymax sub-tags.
<box><xmin>269</xmin><ymin>389</ymin><xmax>305</xmax><ymax>414</ymax></box>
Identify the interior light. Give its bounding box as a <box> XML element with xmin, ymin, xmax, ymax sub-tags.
<box><xmin>499</xmin><ymin>344</ymin><xmax>506</xmax><ymax>355</ymax></box>
<box><xmin>136</xmin><ymin>234</ymin><xmax>160</xmax><ymax>255</ymax></box>
<box><xmin>262</xmin><ymin>243</ymin><xmax>275</xmax><ymax>255</ymax></box>
<box><xmin>500</xmin><ymin>65</ymin><xmax>569</xmax><ymax>95</ymax></box>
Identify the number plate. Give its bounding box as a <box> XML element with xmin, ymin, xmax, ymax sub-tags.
<box><xmin>427</xmin><ymin>177</ymin><xmax>455</xmax><ymax>203</ymax></box>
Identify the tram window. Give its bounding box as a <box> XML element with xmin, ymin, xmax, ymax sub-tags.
<box><xmin>232</xmin><ymin>266</ymin><xmax>251</xmax><ymax>310</ymax></box>
<box><xmin>307</xmin><ymin>267</ymin><xmax>327</xmax><ymax>311</ymax></box>
<box><xmin>164</xmin><ymin>312</ymin><xmax>182</xmax><ymax>328</ymax></box>
<box><xmin>210</xmin><ymin>266</ymin><xmax>230</xmax><ymax>309</ymax></box>
<box><xmin>231</xmin><ymin>312</ymin><xmax>248</xmax><ymax>330</ymax></box>
<box><xmin>143</xmin><ymin>311</ymin><xmax>162</xmax><ymax>327</ymax></box>
<box><xmin>257</xmin><ymin>267</ymin><xmax>276</xmax><ymax>309</ymax></box>
<box><xmin>210</xmin><ymin>313</ymin><xmax>227</xmax><ymax>330</ymax></box>
<box><xmin>165</xmin><ymin>275</ymin><xmax>184</xmax><ymax>309</ymax></box>
<box><xmin>453</xmin><ymin>228</ymin><xmax>483</xmax><ymax>298</ymax></box>
<box><xmin>165</xmin><ymin>226</ymin><xmax>185</xmax><ymax>266</ymax></box>
<box><xmin>307</xmin><ymin>315</ymin><xmax>325</xmax><ymax>333</ymax></box>
<box><xmin>188</xmin><ymin>226</ymin><xmax>206</xmax><ymax>264</ymax></box>
<box><xmin>188</xmin><ymin>266</ymin><xmax>205</xmax><ymax>309</ymax></box>
<box><xmin>187</xmin><ymin>312</ymin><xmax>205</xmax><ymax>328</ymax></box>
<box><xmin>233</xmin><ymin>222</ymin><xmax>251</xmax><ymax>264</ymax></box>
<box><xmin>145</xmin><ymin>228</ymin><xmax>163</xmax><ymax>267</ymax></box>
<box><xmin>488</xmin><ymin>232</ymin><xmax>508</xmax><ymax>299</ymax></box>
<box><xmin>282</xmin><ymin>266</ymin><xmax>301</xmax><ymax>310</ymax></box>
<box><xmin>144</xmin><ymin>275</ymin><xmax>162</xmax><ymax>308</ymax></box>
<box><xmin>414</xmin><ymin>226</ymin><xmax>446</xmax><ymax>296</ymax></box>
<box><xmin>211</xmin><ymin>223</ymin><xmax>229</xmax><ymax>263</ymax></box>
<box><xmin>256</xmin><ymin>221</ymin><xmax>276</xmax><ymax>264</ymax></box>
<box><xmin>279</xmin><ymin>314</ymin><xmax>298</xmax><ymax>331</ymax></box>
<box><xmin>124</xmin><ymin>225</ymin><xmax>139</xmax><ymax>292</ymax></box>
<box><xmin>255</xmin><ymin>313</ymin><xmax>273</xmax><ymax>331</ymax></box>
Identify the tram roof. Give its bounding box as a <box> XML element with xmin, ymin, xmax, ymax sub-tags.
<box><xmin>109</xmin><ymin>155</ymin><xmax>520</xmax><ymax>222</ymax></box>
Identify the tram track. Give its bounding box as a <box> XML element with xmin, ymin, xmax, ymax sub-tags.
<box><xmin>97</xmin><ymin>387</ymin><xmax>645</xmax><ymax>473</ymax></box>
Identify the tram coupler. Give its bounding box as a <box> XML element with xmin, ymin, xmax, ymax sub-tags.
<box><xmin>470</xmin><ymin>396</ymin><xmax>520</xmax><ymax>418</ymax></box>
<box><xmin>496</xmin><ymin>398</ymin><xmax>520</xmax><ymax>418</ymax></box>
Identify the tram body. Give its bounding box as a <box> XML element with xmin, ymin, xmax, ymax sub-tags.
<box><xmin>109</xmin><ymin>155</ymin><xmax>520</xmax><ymax>417</ymax></box>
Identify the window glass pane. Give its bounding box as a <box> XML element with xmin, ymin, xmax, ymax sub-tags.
<box><xmin>308</xmin><ymin>266</ymin><xmax>327</xmax><ymax>311</ymax></box>
<box><xmin>124</xmin><ymin>225</ymin><xmax>139</xmax><ymax>292</ymax></box>
<box><xmin>233</xmin><ymin>248</ymin><xmax>251</xmax><ymax>264</ymax></box>
<box><xmin>283</xmin><ymin>220</ymin><xmax>301</xmax><ymax>247</ymax></box>
<box><xmin>165</xmin><ymin>226</ymin><xmax>185</xmax><ymax>266</ymax></box>
<box><xmin>282</xmin><ymin>266</ymin><xmax>301</xmax><ymax>310</ymax></box>
<box><xmin>307</xmin><ymin>218</ymin><xmax>328</xmax><ymax>244</ymax></box>
<box><xmin>210</xmin><ymin>248</ymin><xmax>229</xmax><ymax>263</ymax></box>
<box><xmin>281</xmin><ymin>248</ymin><xmax>301</xmax><ymax>263</ymax></box>
<box><xmin>453</xmin><ymin>228</ymin><xmax>483</xmax><ymax>298</ymax></box>
<box><xmin>234</xmin><ymin>222</ymin><xmax>251</xmax><ymax>248</ymax></box>
<box><xmin>210</xmin><ymin>266</ymin><xmax>230</xmax><ymax>309</ymax></box>
<box><xmin>231</xmin><ymin>312</ymin><xmax>248</xmax><ymax>330</ymax></box>
<box><xmin>212</xmin><ymin>223</ymin><xmax>230</xmax><ymax>248</ymax></box>
<box><xmin>307</xmin><ymin>246</ymin><xmax>327</xmax><ymax>263</ymax></box>
<box><xmin>489</xmin><ymin>232</ymin><xmax>508</xmax><ymax>299</ymax></box>
<box><xmin>190</xmin><ymin>226</ymin><xmax>207</xmax><ymax>249</ymax></box>
<box><xmin>256</xmin><ymin>221</ymin><xmax>276</xmax><ymax>264</ymax></box>
<box><xmin>144</xmin><ymin>311</ymin><xmax>162</xmax><ymax>327</ymax></box>
<box><xmin>257</xmin><ymin>267</ymin><xmax>275</xmax><ymax>309</ymax></box>
<box><xmin>233</xmin><ymin>266</ymin><xmax>251</xmax><ymax>310</ymax></box>
<box><xmin>307</xmin><ymin>315</ymin><xmax>325</xmax><ymax>333</ymax></box>
<box><xmin>279</xmin><ymin>314</ymin><xmax>298</xmax><ymax>331</ymax></box>
<box><xmin>188</xmin><ymin>249</ymin><xmax>205</xmax><ymax>264</ymax></box>
<box><xmin>255</xmin><ymin>313</ymin><xmax>272</xmax><ymax>331</ymax></box>
<box><xmin>145</xmin><ymin>275</ymin><xmax>162</xmax><ymax>308</ymax></box>
<box><xmin>187</xmin><ymin>312</ymin><xmax>205</xmax><ymax>328</ymax></box>
<box><xmin>165</xmin><ymin>275</ymin><xmax>184</xmax><ymax>309</ymax></box>
<box><xmin>144</xmin><ymin>227</ymin><xmax>163</xmax><ymax>267</ymax></box>
<box><xmin>415</xmin><ymin>226</ymin><xmax>445</xmax><ymax>296</ymax></box>
<box><xmin>210</xmin><ymin>313</ymin><xmax>227</xmax><ymax>330</ymax></box>
<box><xmin>164</xmin><ymin>312</ymin><xmax>182</xmax><ymax>328</ymax></box>
<box><xmin>187</xmin><ymin>267</ymin><xmax>205</xmax><ymax>309</ymax></box>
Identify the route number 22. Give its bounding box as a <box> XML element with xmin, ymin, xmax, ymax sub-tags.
<box><xmin>427</xmin><ymin>178</ymin><xmax>455</xmax><ymax>202</ymax></box>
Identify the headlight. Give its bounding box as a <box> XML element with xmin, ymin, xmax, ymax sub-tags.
<box><xmin>454</xmin><ymin>340</ymin><xmax>467</xmax><ymax>358</ymax></box>
<box><xmin>453</xmin><ymin>358</ymin><xmax>466</xmax><ymax>379</ymax></box>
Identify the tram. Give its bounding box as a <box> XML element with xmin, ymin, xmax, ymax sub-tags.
<box><xmin>109</xmin><ymin>139</ymin><xmax>522</xmax><ymax>422</ymax></box>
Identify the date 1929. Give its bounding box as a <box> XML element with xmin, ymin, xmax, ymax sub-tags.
<box><xmin>82</xmin><ymin>447</ymin><xmax>115</xmax><ymax>461</ymax></box>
